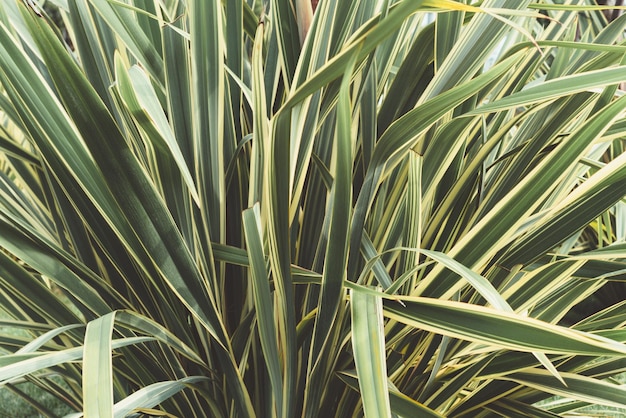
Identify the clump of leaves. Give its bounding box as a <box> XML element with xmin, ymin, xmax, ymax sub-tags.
<box><xmin>0</xmin><ymin>0</ymin><xmax>626</xmax><ymax>416</ymax></box>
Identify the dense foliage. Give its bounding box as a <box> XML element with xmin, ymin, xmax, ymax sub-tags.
<box><xmin>0</xmin><ymin>0</ymin><xmax>626</xmax><ymax>416</ymax></box>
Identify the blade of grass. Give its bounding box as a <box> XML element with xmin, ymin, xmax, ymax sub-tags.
<box><xmin>112</xmin><ymin>377</ymin><xmax>215</xmax><ymax>418</ymax></box>
<box><xmin>85</xmin><ymin>0</ymin><xmax>163</xmax><ymax>80</ymax></box>
<box><xmin>83</xmin><ymin>311</ymin><xmax>115</xmax><ymax>417</ymax></box>
<box><xmin>382</xmin><ymin>295</ymin><xmax>626</xmax><ymax>356</ymax></box>
<box><xmin>243</xmin><ymin>204</ymin><xmax>283</xmax><ymax>417</ymax></box>
<box><xmin>351</xmin><ymin>288</ymin><xmax>392</xmax><ymax>418</ymax></box>
<box><xmin>338</xmin><ymin>372</ymin><xmax>444</xmax><ymax>418</ymax></box>
<box><xmin>114</xmin><ymin>54</ymin><xmax>200</xmax><ymax>205</ymax></box>
<box><xmin>503</xmin><ymin>369</ymin><xmax>626</xmax><ymax>409</ymax></box>
<box><xmin>0</xmin><ymin>337</ymin><xmax>154</xmax><ymax>382</ymax></box>
<box><xmin>470</xmin><ymin>66</ymin><xmax>626</xmax><ymax>115</ymax></box>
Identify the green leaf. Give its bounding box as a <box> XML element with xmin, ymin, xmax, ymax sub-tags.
<box><xmin>470</xmin><ymin>66</ymin><xmax>626</xmax><ymax>114</ymax></box>
<box><xmin>338</xmin><ymin>371</ymin><xmax>443</xmax><ymax>418</ymax></box>
<box><xmin>249</xmin><ymin>18</ymin><xmax>268</xmax><ymax>205</ymax></box>
<box><xmin>114</xmin><ymin>54</ymin><xmax>200</xmax><ymax>206</ymax></box>
<box><xmin>0</xmin><ymin>337</ymin><xmax>154</xmax><ymax>382</ymax></box>
<box><xmin>351</xmin><ymin>288</ymin><xmax>392</xmax><ymax>418</ymax></box>
<box><xmin>112</xmin><ymin>377</ymin><xmax>214</xmax><ymax>418</ymax></box>
<box><xmin>114</xmin><ymin>311</ymin><xmax>206</xmax><ymax>366</ymax></box>
<box><xmin>17</xmin><ymin>324</ymin><xmax>83</xmax><ymax>354</ymax></box>
<box><xmin>190</xmin><ymin>0</ymin><xmax>226</xmax><ymax>247</ymax></box>
<box><xmin>271</xmin><ymin>0</ymin><xmax>301</xmax><ymax>86</ymax></box>
<box><xmin>84</xmin><ymin>0</ymin><xmax>163</xmax><ymax>80</ymax></box>
<box><xmin>242</xmin><ymin>204</ymin><xmax>283</xmax><ymax>417</ymax></box>
<box><xmin>311</xmin><ymin>38</ymin><xmax>356</xmax><ymax>358</ymax></box>
<box><xmin>83</xmin><ymin>312</ymin><xmax>115</xmax><ymax>418</ymax></box>
<box><xmin>383</xmin><ymin>296</ymin><xmax>626</xmax><ymax>356</ymax></box>
<box><xmin>503</xmin><ymin>369</ymin><xmax>626</xmax><ymax>409</ymax></box>
<box><xmin>0</xmin><ymin>219</ymin><xmax>116</xmax><ymax>318</ymax></box>
<box><xmin>0</xmin><ymin>126</ymin><xmax>39</xmax><ymax>164</ymax></box>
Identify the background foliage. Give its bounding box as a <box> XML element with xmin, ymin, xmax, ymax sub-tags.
<box><xmin>1</xmin><ymin>0</ymin><xmax>626</xmax><ymax>416</ymax></box>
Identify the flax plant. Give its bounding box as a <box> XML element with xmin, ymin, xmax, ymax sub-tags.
<box><xmin>1</xmin><ymin>0</ymin><xmax>626</xmax><ymax>416</ymax></box>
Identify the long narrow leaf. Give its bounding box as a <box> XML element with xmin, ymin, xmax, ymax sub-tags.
<box><xmin>0</xmin><ymin>337</ymin><xmax>154</xmax><ymax>382</ymax></box>
<box><xmin>243</xmin><ymin>204</ymin><xmax>283</xmax><ymax>417</ymax></box>
<box><xmin>83</xmin><ymin>312</ymin><xmax>115</xmax><ymax>417</ymax></box>
<box><xmin>351</xmin><ymin>288</ymin><xmax>392</xmax><ymax>418</ymax></box>
<box><xmin>112</xmin><ymin>377</ymin><xmax>214</xmax><ymax>418</ymax></box>
<box><xmin>503</xmin><ymin>370</ymin><xmax>626</xmax><ymax>409</ymax></box>
<box><xmin>383</xmin><ymin>296</ymin><xmax>626</xmax><ymax>356</ymax></box>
